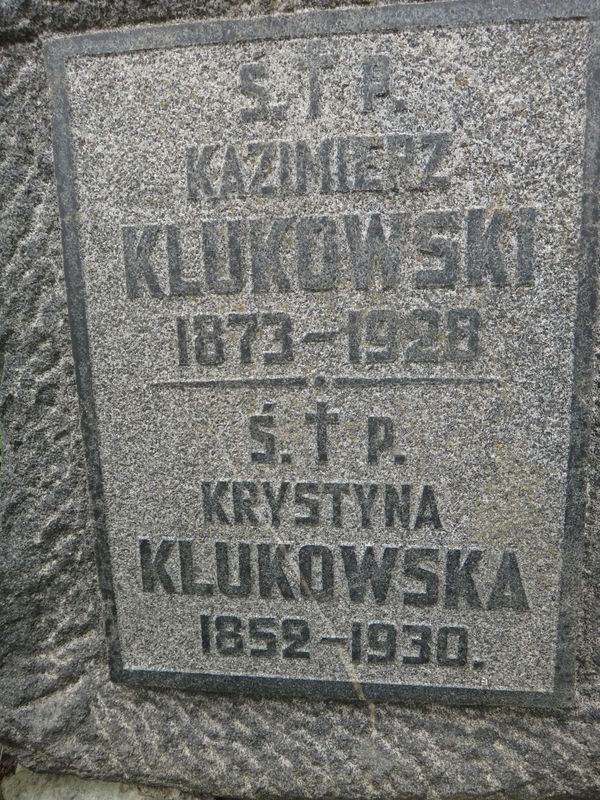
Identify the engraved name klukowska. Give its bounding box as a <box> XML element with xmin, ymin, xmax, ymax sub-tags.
<box><xmin>139</xmin><ymin>538</ymin><xmax>529</xmax><ymax>613</ymax></box>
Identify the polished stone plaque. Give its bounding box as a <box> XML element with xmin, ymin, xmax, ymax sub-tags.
<box><xmin>44</xmin><ymin>0</ymin><xmax>599</xmax><ymax>708</ymax></box>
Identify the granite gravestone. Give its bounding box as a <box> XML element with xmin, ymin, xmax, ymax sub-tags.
<box><xmin>44</xmin><ymin>0</ymin><xmax>589</xmax><ymax>707</ymax></box>
<box><xmin>2</xmin><ymin>0</ymin><xmax>600</xmax><ymax>797</ymax></box>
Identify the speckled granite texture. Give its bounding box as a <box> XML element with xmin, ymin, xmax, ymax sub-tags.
<box><xmin>2</xmin><ymin>2</ymin><xmax>600</xmax><ymax>799</ymax></box>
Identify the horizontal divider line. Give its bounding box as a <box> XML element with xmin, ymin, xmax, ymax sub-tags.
<box><xmin>332</xmin><ymin>376</ymin><xmax>501</xmax><ymax>387</ymax></box>
<box><xmin>152</xmin><ymin>377</ymin><xmax>308</xmax><ymax>389</ymax></box>
<box><xmin>151</xmin><ymin>376</ymin><xmax>501</xmax><ymax>389</ymax></box>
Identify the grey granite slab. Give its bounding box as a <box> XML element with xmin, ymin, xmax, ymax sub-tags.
<box><xmin>2</xmin><ymin>1</ymin><xmax>600</xmax><ymax>798</ymax></box>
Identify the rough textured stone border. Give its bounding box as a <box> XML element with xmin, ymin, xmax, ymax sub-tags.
<box><xmin>42</xmin><ymin>0</ymin><xmax>600</xmax><ymax>710</ymax></box>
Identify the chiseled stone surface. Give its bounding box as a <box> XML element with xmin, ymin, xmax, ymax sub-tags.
<box><xmin>1</xmin><ymin>768</ymin><xmax>201</xmax><ymax>800</ymax></box>
<box><xmin>2</xmin><ymin>2</ymin><xmax>600</xmax><ymax>800</ymax></box>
